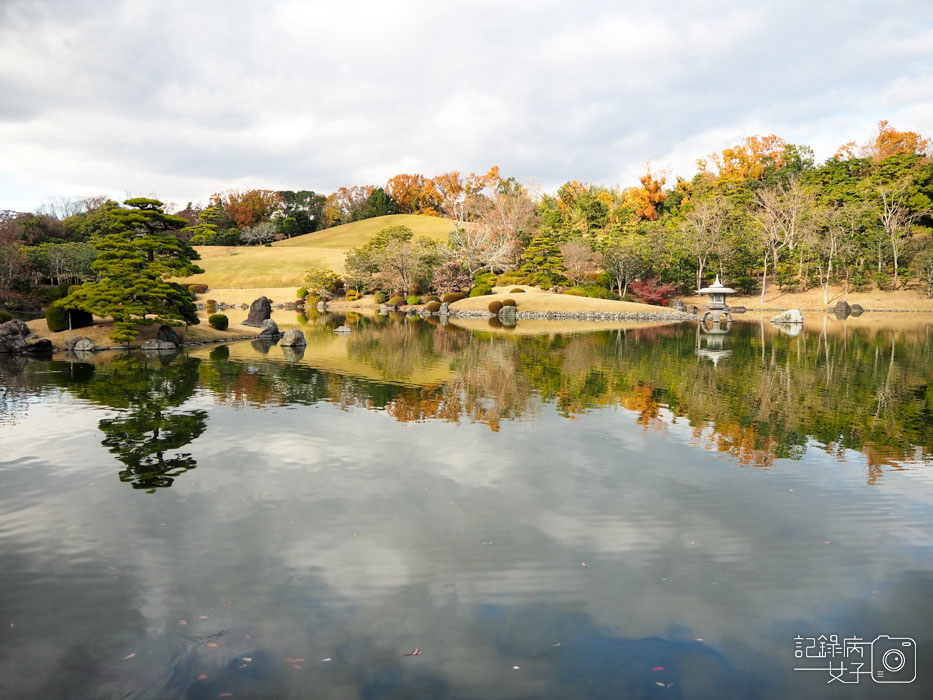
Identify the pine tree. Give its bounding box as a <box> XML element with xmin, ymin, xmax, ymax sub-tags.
<box><xmin>519</xmin><ymin>231</ymin><xmax>567</xmax><ymax>285</ymax></box>
<box><xmin>65</xmin><ymin>199</ymin><xmax>204</xmax><ymax>344</ymax></box>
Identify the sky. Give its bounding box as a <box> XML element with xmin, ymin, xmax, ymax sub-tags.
<box><xmin>0</xmin><ymin>0</ymin><xmax>931</xmax><ymax>213</ymax></box>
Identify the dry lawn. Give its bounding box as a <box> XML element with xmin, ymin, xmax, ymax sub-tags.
<box><xmin>275</xmin><ymin>214</ymin><xmax>453</xmax><ymax>248</ymax></box>
<box><xmin>25</xmin><ymin>315</ymin><xmax>258</xmax><ymax>349</ymax></box>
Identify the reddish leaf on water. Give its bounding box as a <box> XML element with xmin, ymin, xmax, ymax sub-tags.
<box><xmin>198</xmin><ymin>615</ymin><xmax>209</xmax><ymax>620</ymax></box>
<box><xmin>652</xmin><ymin>666</ymin><xmax>665</xmax><ymax>671</ymax></box>
<box><xmin>292</xmin><ymin>664</ymin><xmax>302</xmax><ymax>670</ymax></box>
<box><xmin>218</xmin><ymin>694</ymin><xmax>233</xmax><ymax>698</ymax></box>
<box><xmin>178</xmin><ymin>619</ymin><xmax>188</xmax><ymax>626</ymax></box>
<box><xmin>197</xmin><ymin>674</ymin><xmax>208</xmax><ymax>681</ymax></box>
<box><xmin>123</xmin><ymin>653</ymin><xmax>136</xmax><ymax>661</ymax></box>
<box><xmin>285</xmin><ymin>657</ymin><xmax>304</xmax><ymax>663</ymax></box>
<box><xmin>206</xmin><ymin>642</ymin><xmax>218</xmax><ymax>648</ymax></box>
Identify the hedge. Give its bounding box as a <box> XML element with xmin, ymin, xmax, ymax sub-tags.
<box><xmin>208</xmin><ymin>314</ymin><xmax>229</xmax><ymax>330</ymax></box>
<box><xmin>45</xmin><ymin>301</ymin><xmax>93</xmax><ymax>332</ymax></box>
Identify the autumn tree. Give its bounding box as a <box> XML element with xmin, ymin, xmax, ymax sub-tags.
<box><xmin>698</xmin><ymin>135</ymin><xmax>789</xmax><ymax>181</ymax></box>
<box><xmin>210</xmin><ymin>189</ymin><xmax>282</xmax><ymax>229</ymax></box>
<box><xmin>860</xmin><ymin>120</ymin><xmax>932</xmax><ymax>161</ymax></box>
<box><xmin>559</xmin><ymin>240</ymin><xmax>602</xmax><ymax>286</ymax></box>
<box><xmin>624</xmin><ymin>165</ymin><xmax>668</xmax><ymax>221</ymax></box>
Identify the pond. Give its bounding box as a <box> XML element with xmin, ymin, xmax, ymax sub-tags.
<box><xmin>1</xmin><ymin>314</ymin><xmax>931</xmax><ymax>699</ymax></box>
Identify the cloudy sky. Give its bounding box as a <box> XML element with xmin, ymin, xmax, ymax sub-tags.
<box><xmin>1</xmin><ymin>0</ymin><xmax>931</xmax><ymax>212</ymax></box>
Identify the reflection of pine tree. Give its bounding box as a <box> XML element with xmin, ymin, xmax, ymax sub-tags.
<box><xmin>66</xmin><ymin>354</ymin><xmax>208</xmax><ymax>492</ymax></box>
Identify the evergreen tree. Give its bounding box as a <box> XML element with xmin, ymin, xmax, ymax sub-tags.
<box><xmin>65</xmin><ymin>199</ymin><xmax>204</xmax><ymax>344</ymax></box>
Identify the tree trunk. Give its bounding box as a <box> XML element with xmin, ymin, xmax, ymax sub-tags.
<box><xmin>760</xmin><ymin>253</ymin><xmax>769</xmax><ymax>302</ymax></box>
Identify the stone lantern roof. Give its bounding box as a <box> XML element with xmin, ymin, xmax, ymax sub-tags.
<box><xmin>697</xmin><ymin>275</ymin><xmax>736</xmax><ymax>295</ymax></box>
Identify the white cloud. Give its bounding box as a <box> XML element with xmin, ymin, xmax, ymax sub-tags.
<box><xmin>0</xmin><ymin>0</ymin><xmax>931</xmax><ymax>210</ymax></box>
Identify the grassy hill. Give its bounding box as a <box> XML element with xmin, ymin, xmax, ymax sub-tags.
<box><xmin>181</xmin><ymin>214</ymin><xmax>454</xmax><ymax>288</ymax></box>
<box><xmin>275</xmin><ymin>214</ymin><xmax>453</xmax><ymax>248</ymax></box>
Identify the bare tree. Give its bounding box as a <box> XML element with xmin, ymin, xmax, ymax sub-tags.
<box><xmin>559</xmin><ymin>240</ymin><xmax>603</xmax><ymax>286</ymax></box>
<box><xmin>680</xmin><ymin>193</ymin><xmax>730</xmax><ymax>290</ymax></box>
<box><xmin>37</xmin><ymin>196</ymin><xmax>86</xmax><ymax>220</ymax></box>
<box><xmin>750</xmin><ymin>178</ymin><xmax>814</xmax><ymax>301</ymax></box>
<box><xmin>875</xmin><ymin>177</ymin><xmax>927</xmax><ymax>289</ymax></box>
<box><xmin>239</xmin><ymin>221</ymin><xmax>277</xmax><ymax>246</ymax></box>
<box><xmin>602</xmin><ymin>236</ymin><xmax>645</xmax><ymax>299</ymax></box>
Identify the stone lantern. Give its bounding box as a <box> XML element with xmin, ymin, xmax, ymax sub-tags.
<box><xmin>697</xmin><ymin>275</ymin><xmax>736</xmax><ymax>323</ymax></box>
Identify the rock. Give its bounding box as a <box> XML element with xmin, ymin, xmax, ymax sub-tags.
<box><xmin>688</xmin><ymin>305</ymin><xmax>699</xmax><ymax>315</ymax></box>
<box><xmin>73</xmin><ymin>338</ymin><xmax>103</xmax><ymax>352</ymax></box>
<box><xmin>439</xmin><ymin>303</ymin><xmax>450</xmax><ymax>315</ymax></box>
<box><xmin>498</xmin><ymin>305</ymin><xmax>517</xmax><ymax>321</ymax></box>
<box><xmin>0</xmin><ymin>319</ymin><xmax>30</xmax><ymax>353</ymax></box>
<box><xmin>280</xmin><ymin>329</ymin><xmax>307</xmax><ymax>346</ymax></box>
<box><xmin>258</xmin><ymin>318</ymin><xmax>281</xmax><ymax>338</ymax></box>
<box><xmin>281</xmin><ymin>345</ymin><xmax>306</xmax><ymax>362</ymax></box>
<box><xmin>850</xmin><ymin>303</ymin><xmax>864</xmax><ymax>317</ymax></box>
<box><xmin>730</xmin><ymin>306</ymin><xmax>747</xmax><ymax>314</ymax></box>
<box><xmin>770</xmin><ymin>309</ymin><xmax>804</xmax><ymax>324</ymax></box>
<box><xmin>833</xmin><ymin>300</ymin><xmax>851</xmax><ymax>319</ymax></box>
<box><xmin>242</xmin><ymin>297</ymin><xmax>272</xmax><ymax>326</ymax></box>
<box><xmin>316</xmin><ymin>300</ymin><xmax>327</xmax><ymax>312</ymax></box>
<box><xmin>673</xmin><ymin>299</ymin><xmax>686</xmax><ymax>312</ymax></box>
<box><xmin>23</xmin><ymin>339</ymin><xmax>53</xmax><ymax>353</ymax></box>
<box><xmin>141</xmin><ymin>339</ymin><xmax>179</xmax><ymax>352</ymax></box>
<box><xmin>157</xmin><ymin>324</ymin><xmax>182</xmax><ymax>346</ymax></box>
<box><xmin>334</xmin><ymin>325</ymin><xmax>351</xmax><ymax>334</ymax></box>
<box><xmin>251</xmin><ymin>338</ymin><xmax>276</xmax><ymax>354</ymax></box>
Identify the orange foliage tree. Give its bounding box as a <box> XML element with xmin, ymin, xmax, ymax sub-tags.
<box><xmin>209</xmin><ymin>189</ymin><xmax>282</xmax><ymax>229</ymax></box>
<box><xmin>697</xmin><ymin>135</ymin><xmax>788</xmax><ymax>180</ymax></box>
<box><xmin>861</xmin><ymin>120</ymin><xmax>932</xmax><ymax>161</ymax></box>
<box><xmin>624</xmin><ymin>164</ymin><xmax>668</xmax><ymax>220</ymax></box>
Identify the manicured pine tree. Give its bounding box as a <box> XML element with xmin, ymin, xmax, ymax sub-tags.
<box><xmin>65</xmin><ymin>199</ymin><xmax>204</xmax><ymax>344</ymax></box>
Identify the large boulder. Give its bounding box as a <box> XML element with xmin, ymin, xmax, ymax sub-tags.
<box><xmin>770</xmin><ymin>309</ymin><xmax>804</xmax><ymax>325</ymax></box>
<box><xmin>850</xmin><ymin>303</ymin><xmax>865</xmax><ymax>317</ymax></box>
<box><xmin>157</xmin><ymin>324</ymin><xmax>182</xmax><ymax>346</ymax></box>
<box><xmin>673</xmin><ymin>299</ymin><xmax>686</xmax><ymax>312</ymax></box>
<box><xmin>833</xmin><ymin>300</ymin><xmax>851</xmax><ymax>319</ymax></box>
<box><xmin>65</xmin><ymin>336</ymin><xmax>103</xmax><ymax>353</ymax></box>
<box><xmin>0</xmin><ymin>319</ymin><xmax>30</xmax><ymax>353</ymax></box>
<box><xmin>243</xmin><ymin>296</ymin><xmax>272</xmax><ymax>327</ymax></box>
<box><xmin>23</xmin><ymin>339</ymin><xmax>53</xmax><ymax>354</ymax></box>
<box><xmin>280</xmin><ymin>329</ymin><xmax>307</xmax><ymax>347</ymax></box>
<box><xmin>141</xmin><ymin>339</ymin><xmax>178</xmax><ymax>352</ymax></box>
<box><xmin>258</xmin><ymin>318</ymin><xmax>281</xmax><ymax>338</ymax></box>
<box><xmin>497</xmin><ymin>305</ymin><xmax>518</xmax><ymax>326</ymax></box>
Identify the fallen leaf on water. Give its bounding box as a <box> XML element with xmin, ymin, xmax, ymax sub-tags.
<box><xmin>123</xmin><ymin>653</ymin><xmax>136</xmax><ymax>660</ymax></box>
<box><xmin>198</xmin><ymin>615</ymin><xmax>209</xmax><ymax>620</ymax></box>
<box><xmin>285</xmin><ymin>657</ymin><xmax>304</xmax><ymax>663</ymax></box>
<box><xmin>178</xmin><ymin>619</ymin><xmax>188</xmax><ymax>626</ymax></box>
<box><xmin>108</xmin><ymin>566</ymin><xmax>116</xmax><ymax>572</ymax></box>
<box><xmin>404</xmin><ymin>648</ymin><xmax>423</xmax><ymax>656</ymax></box>
<box><xmin>242</xmin><ymin>657</ymin><xmax>252</xmax><ymax>662</ymax></box>
<box><xmin>656</xmin><ymin>681</ymin><xmax>666</xmax><ymax>687</ymax></box>
<box><xmin>197</xmin><ymin>674</ymin><xmax>208</xmax><ymax>681</ymax></box>
<box><xmin>322</xmin><ymin>658</ymin><xmax>332</xmax><ymax>662</ymax></box>
<box><xmin>552</xmin><ymin>643</ymin><xmax>561</xmax><ymax>647</ymax></box>
<box><xmin>206</xmin><ymin>642</ymin><xmax>218</xmax><ymax>648</ymax></box>
<box><xmin>513</xmin><ymin>666</ymin><xmax>520</xmax><ymax>670</ymax></box>
<box><xmin>292</xmin><ymin>664</ymin><xmax>302</xmax><ymax>670</ymax></box>
<box><xmin>581</xmin><ymin>562</ymin><xmax>587</xmax><ymax>567</ymax></box>
<box><xmin>218</xmin><ymin>694</ymin><xmax>233</xmax><ymax>698</ymax></box>
<box><xmin>652</xmin><ymin>666</ymin><xmax>665</xmax><ymax>671</ymax></box>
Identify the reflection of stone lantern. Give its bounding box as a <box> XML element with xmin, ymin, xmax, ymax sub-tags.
<box><xmin>697</xmin><ymin>275</ymin><xmax>736</xmax><ymax>323</ymax></box>
<box><xmin>697</xmin><ymin>328</ymin><xmax>732</xmax><ymax>366</ymax></box>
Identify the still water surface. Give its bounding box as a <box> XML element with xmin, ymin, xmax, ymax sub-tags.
<box><xmin>1</xmin><ymin>314</ymin><xmax>931</xmax><ymax>699</ymax></box>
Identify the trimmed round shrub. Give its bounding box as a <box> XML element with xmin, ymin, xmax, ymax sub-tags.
<box><xmin>425</xmin><ymin>300</ymin><xmax>441</xmax><ymax>312</ymax></box>
<box><xmin>442</xmin><ymin>292</ymin><xmax>466</xmax><ymax>304</ymax></box>
<box><xmin>0</xmin><ymin>310</ymin><xmax>13</xmax><ymax>323</ymax></box>
<box><xmin>509</xmin><ymin>287</ymin><xmax>526</xmax><ymax>293</ymax></box>
<box><xmin>374</xmin><ymin>291</ymin><xmax>388</xmax><ymax>304</ymax></box>
<box><xmin>501</xmin><ymin>298</ymin><xmax>516</xmax><ymax>307</ymax></box>
<box><xmin>346</xmin><ymin>289</ymin><xmax>360</xmax><ymax>302</ymax></box>
<box><xmin>188</xmin><ymin>283</ymin><xmax>208</xmax><ymax>294</ymax></box>
<box><xmin>205</xmin><ymin>299</ymin><xmax>217</xmax><ymax>307</ymax></box>
<box><xmin>423</xmin><ymin>294</ymin><xmax>440</xmax><ymax>303</ymax></box>
<box><xmin>296</xmin><ymin>287</ymin><xmax>309</xmax><ymax>299</ymax></box>
<box><xmin>406</xmin><ymin>295</ymin><xmax>422</xmax><ymax>305</ymax></box>
<box><xmin>208</xmin><ymin>314</ymin><xmax>229</xmax><ymax>330</ymax></box>
<box><xmin>387</xmin><ymin>296</ymin><xmax>404</xmax><ymax>307</ymax></box>
<box><xmin>561</xmin><ymin>286</ymin><xmax>587</xmax><ymax>296</ymax></box>
<box><xmin>45</xmin><ymin>301</ymin><xmax>93</xmax><ymax>332</ymax></box>
<box><xmin>468</xmin><ymin>284</ymin><xmax>492</xmax><ymax>297</ymax></box>
<box><xmin>488</xmin><ymin>300</ymin><xmax>503</xmax><ymax>314</ymax></box>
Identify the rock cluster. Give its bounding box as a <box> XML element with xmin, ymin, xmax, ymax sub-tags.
<box><xmin>0</xmin><ymin>319</ymin><xmax>52</xmax><ymax>354</ymax></box>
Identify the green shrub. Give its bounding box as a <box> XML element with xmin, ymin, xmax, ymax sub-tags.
<box><xmin>594</xmin><ymin>272</ymin><xmax>611</xmax><ymax>288</ymax></box>
<box><xmin>473</xmin><ymin>272</ymin><xmax>497</xmax><ymax>287</ymax></box>
<box><xmin>0</xmin><ymin>310</ymin><xmax>13</xmax><ymax>323</ymax></box>
<box><xmin>851</xmin><ymin>269</ymin><xmax>870</xmax><ymax>292</ymax></box>
<box><xmin>35</xmin><ymin>286</ymin><xmax>64</xmax><ymax>304</ymax></box>
<box><xmin>208</xmin><ymin>314</ymin><xmax>229</xmax><ymax>330</ymax></box>
<box><xmin>45</xmin><ymin>301</ymin><xmax>93</xmax><ymax>332</ymax></box>
<box><xmin>426</xmin><ymin>300</ymin><xmax>441</xmax><ymax>312</ymax></box>
<box><xmin>387</xmin><ymin>296</ymin><xmax>404</xmax><ymax>307</ymax></box>
<box><xmin>469</xmin><ymin>284</ymin><xmax>492</xmax><ymax>297</ymax></box>
<box><xmin>562</xmin><ymin>286</ymin><xmax>587</xmax><ymax>296</ymax></box>
<box><xmin>188</xmin><ymin>283</ymin><xmax>208</xmax><ymax>294</ymax></box>
<box><xmin>510</xmin><ymin>287</ymin><xmax>526</xmax><ymax>293</ymax></box>
<box><xmin>488</xmin><ymin>300</ymin><xmax>503</xmax><ymax>314</ymax></box>
<box><xmin>346</xmin><ymin>289</ymin><xmax>360</xmax><ymax>302</ymax></box>
<box><xmin>583</xmin><ymin>285</ymin><xmax>615</xmax><ymax>299</ymax></box>
<box><xmin>374</xmin><ymin>291</ymin><xmax>388</xmax><ymax>304</ymax></box>
<box><xmin>501</xmin><ymin>298</ymin><xmax>516</xmax><ymax>307</ymax></box>
<box><xmin>406</xmin><ymin>295</ymin><xmax>422</xmax><ymax>305</ymax></box>
<box><xmin>442</xmin><ymin>292</ymin><xmax>466</xmax><ymax>303</ymax></box>
<box><xmin>873</xmin><ymin>271</ymin><xmax>891</xmax><ymax>291</ymax></box>
<box><xmin>296</xmin><ymin>287</ymin><xmax>309</xmax><ymax>299</ymax></box>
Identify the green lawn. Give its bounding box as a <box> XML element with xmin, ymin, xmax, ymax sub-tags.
<box><xmin>180</xmin><ymin>214</ymin><xmax>455</xmax><ymax>288</ymax></box>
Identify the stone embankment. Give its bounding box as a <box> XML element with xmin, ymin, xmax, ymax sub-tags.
<box><xmin>446</xmin><ymin>309</ymin><xmax>696</xmax><ymax>322</ymax></box>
